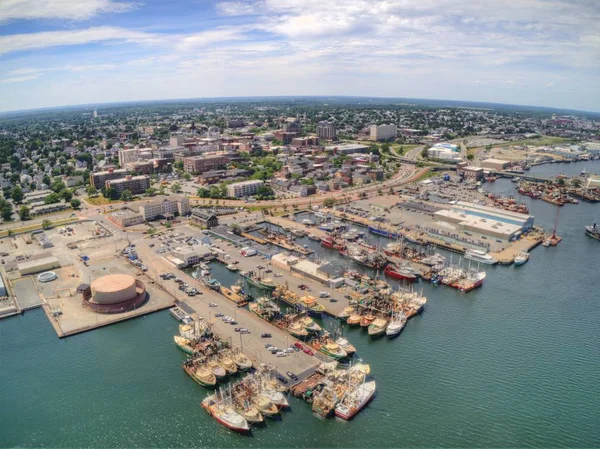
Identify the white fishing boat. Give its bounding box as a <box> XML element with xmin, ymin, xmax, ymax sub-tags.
<box><xmin>335</xmin><ymin>381</ymin><xmax>376</xmax><ymax>420</ymax></box>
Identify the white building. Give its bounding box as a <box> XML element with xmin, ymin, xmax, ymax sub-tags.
<box><xmin>138</xmin><ymin>197</ymin><xmax>190</xmax><ymax>221</ymax></box>
<box><xmin>118</xmin><ymin>148</ymin><xmax>139</xmax><ymax>167</ymax></box>
<box><xmin>316</xmin><ymin>121</ymin><xmax>336</xmax><ymax>141</ymax></box>
<box><xmin>370</xmin><ymin>124</ymin><xmax>397</xmax><ymax>141</ymax></box>
<box><xmin>226</xmin><ymin>180</ymin><xmax>264</xmax><ymax>198</ymax></box>
<box><xmin>427</xmin><ymin>147</ymin><xmax>463</xmax><ymax>163</ymax></box>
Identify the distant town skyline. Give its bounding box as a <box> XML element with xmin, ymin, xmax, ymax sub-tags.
<box><xmin>0</xmin><ymin>0</ymin><xmax>599</xmax><ymax>113</ymax></box>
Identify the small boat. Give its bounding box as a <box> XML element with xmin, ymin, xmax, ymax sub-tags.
<box><xmin>360</xmin><ymin>313</ymin><xmax>376</xmax><ymax>328</ymax></box>
<box><xmin>318</xmin><ymin>342</ymin><xmax>348</xmax><ymax>360</ymax></box>
<box><xmin>308</xmin><ymin>233</ymin><xmax>321</xmax><ymax>241</ymax></box>
<box><xmin>464</xmin><ymin>249</ymin><xmax>498</xmax><ymax>265</ymax></box>
<box><xmin>299</xmin><ymin>315</ymin><xmax>322</xmax><ymax>333</ymax></box>
<box><xmin>234</xmin><ymin>404</ymin><xmax>264</xmax><ymax>424</ymax></box>
<box><xmin>514</xmin><ymin>252</ymin><xmax>530</xmax><ymax>266</ymax></box>
<box><xmin>202</xmin><ymin>396</ymin><xmax>250</xmax><ymax>433</ymax></box>
<box><xmin>367</xmin><ymin>317</ymin><xmax>388</xmax><ymax>337</ymax></box>
<box><xmin>202</xmin><ymin>276</ymin><xmax>221</xmax><ymax>291</ymax></box>
<box><xmin>287</xmin><ymin>320</ymin><xmax>309</xmax><ymax>338</ymax></box>
<box><xmin>585</xmin><ymin>223</ymin><xmax>600</xmax><ymax>241</ymax></box>
<box><xmin>384</xmin><ymin>264</ymin><xmax>417</xmax><ymax>282</ymax></box>
<box><xmin>298</xmin><ymin>295</ymin><xmax>326</xmax><ymax>317</ymax></box>
<box><xmin>226</xmin><ymin>264</ymin><xmax>239</xmax><ymax>271</ymax></box>
<box><xmin>346</xmin><ymin>313</ymin><xmax>363</xmax><ymax>326</ymax></box>
<box><xmin>200</xmin><ymin>269</ymin><xmax>211</xmax><ymax>277</ymax></box>
<box><xmin>231</xmin><ymin>284</ymin><xmax>243</xmax><ymax>294</ymax></box>
<box><xmin>219</xmin><ymin>353</ymin><xmax>238</xmax><ymax>375</ymax></box>
<box><xmin>241</xmin><ymin>272</ymin><xmax>277</xmax><ymax>291</ymax></box>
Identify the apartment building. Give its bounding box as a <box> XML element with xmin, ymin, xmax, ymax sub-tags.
<box><xmin>370</xmin><ymin>124</ymin><xmax>397</xmax><ymax>141</ymax></box>
<box><xmin>182</xmin><ymin>154</ymin><xmax>229</xmax><ymax>174</ymax></box>
<box><xmin>226</xmin><ymin>180</ymin><xmax>264</xmax><ymax>198</ymax></box>
<box><xmin>138</xmin><ymin>197</ymin><xmax>191</xmax><ymax>221</ymax></box>
<box><xmin>316</xmin><ymin>121</ymin><xmax>337</xmax><ymax>141</ymax></box>
<box><xmin>90</xmin><ymin>168</ymin><xmax>128</xmax><ymax>189</ymax></box>
<box><xmin>105</xmin><ymin>175</ymin><xmax>150</xmax><ymax>195</ymax></box>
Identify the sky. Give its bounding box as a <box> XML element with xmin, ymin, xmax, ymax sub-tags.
<box><xmin>0</xmin><ymin>0</ymin><xmax>599</xmax><ymax>113</ymax></box>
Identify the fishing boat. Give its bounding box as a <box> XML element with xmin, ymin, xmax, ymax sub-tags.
<box><xmin>241</xmin><ymin>271</ymin><xmax>277</xmax><ymax>291</ymax></box>
<box><xmin>219</xmin><ymin>353</ymin><xmax>238</xmax><ymax>375</ymax></box>
<box><xmin>367</xmin><ymin>317</ymin><xmax>388</xmax><ymax>337</ymax></box>
<box><xmin>308</xmin><ymin>233</ymin><xmax>321</xmax><ymax>241</ymax></box>
<box><xmin>298</xmin><ymin>315</ymin><xmax>322</xmax><ymax>333</ymax></box>
<box><xmin>384</xmin><ymin>264</ymin><xmax>417</xmax><ymax>282</ymax></box>
<box><xmin>386</xmin><ymin>311</ymin><xmax>407</xmax><ymax>337</ymax></box>
<box><xmin>298</xmin><ymin>295</ymin><xmax>326</xmax><ymax>317</ymax></box>
<box><xmin>252</xmin><ymin>395</ymin><xmax>279</xmax><ymax>416</ymax></box>
<box><xmin>334</xmin><ymin>381</ymin><xmax>376</xmax><ymax>421</ymax></box>
<box><xmin>585</xmin><ymin>223</ymin><xmax>600</xmax><ymax>241</ymax></box>
<box><xmin>360</xmin><ymin>313</ymin><xmax>376</xmax><ymax>328</ymax></box>
<box><xmin>202</xmin><ymin>276</ymin><xmax>221</xmax><ymax>291</ymax></box>
<box><xmin>262</xmin><ymin>389</ymin><xmax>289</xmax><ymax>409</ymax></box>
<box><xmin>249</xmin><ymin>297</ymin><xmax>281</xmax><ymax>321</ymax></box>
<box><xmin>287</xmin><ymin>320</ymin><xmax>309</xmax><ymax>338</ymax></box>
<box><xmin>346</xmin><ymin>313</ymin><xmax>363</xmax><ymax>326</ymax></box>
<box><xmin>179</xmin><ymin>323</ymin><xmax>196</xmax><ymax>340</ymax></box>
<box><xmin>316</xmin><ymin>342</ymin><xmax>348</xmax><ymax>360</ymax></box>
<box><xmin>231</xmin><ymin>351</ymin><xmax>253</xmax><ymax>371</ymax></box>
<box><xmin>207</xmin><ymin>357</ymin><xmax>227</xmax><ymax>379</ymax></box>
<box><xmin>226</xmin><ymin>264</ymin><xmax>239</xmax><ymax>272</ymax></box>
<box><xmin>337</xmin><ymin>306</ymin><xmax>355</xmax><ymax>320</ymax></box>
<box><xmin>335</xmin><ymin>337</ymin><xmax>356</xmax><ymax>356</ymax></box>
<box><xmin>173</xmin><ymin>335</ymin><xmax>195</xmax><ymax>354</ymax></box>
<box><xmin>183</xmin><ymin>361</ymin><xmax>217</xmax><ymax>388</ymax></box>
<box><xmin>464</xmin><ymin>249</ymin><xmax>498</xmax><ymax>265</ymax></box>
<box><xmin>202</xmin><ymin>396</ymin><xmax>250</xmax><ymax>433</ymax></box>
<box><xmin>312</xmin><ymin>386</ymin><xmax>337</xmax><ymax>418</ymax></box>
<box><xmin>368</xmin><ymin>225</ymin><xmax>399</xmax><ymax>239</ymax></box>
<box><xmin>514</xmin><ymin>252</ymin><xmax>530</xmax><ymax>266</ymax></box>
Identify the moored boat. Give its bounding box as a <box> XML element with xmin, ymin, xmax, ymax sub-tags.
<box><xmin>231</xmin><ymin>351</ymin><xmax>253</xmax><ymax>371</ymax></box>
<box><xmin>360</xmin><ymin>313</ymin><xmax>376</xmax><ymax>328</ymax></box>
<box><xmin>384</xmin><ymin>264</ymin><xmax>417</xmax><ymax>282</ymax></box>
<box><xmin>514</xmin><ymin>252</ymin><xmax>530</xmax><ymax>266</ymax></box>
<box><xmin>585</xmin><ymin>223</ymin><xmax>600</xmax><ymax>241</ymax></box>
<box><xmin>183</xmin><ymin>362</ymin><xmax>217</xmax><ymax>388</ymax></box>
<box><xmin>346</xmin><ymin>313</ymin><xmax>363</xmax><ymax>326</ymax></box>
<box><xmin>386</xmin><ymin>312</ymin><xmax>407</xmax><ymax>337</ymax></box>
<box><xmin>464</xmin><ymin>249</ymin><xmax>498</xmax><ymax>265</ymax></box>
<box><xmin>252</xmin><ymin>394</ymin><xmax>279</xmax><ymax>416</ymax></box>
<box><xmin>202</xmin><ymin>275</ymin><xmax>221</xmax><ymax>291</ymax></box>
<box><xmin>202</xmin><ymin>396</ymin><xmax>250</xmax><ymax>433</ymax></box>
<box><xmin>173</xmin><ymin>335</ymin><xmax>194</xmax><ymax>354</ymax></box>
<box><xmin>241</xmin><ymin>271</ymin><xmax>277</xmax><ymax>291</ymax></box>
<box><xmin>334</xmin><ymin>381</ymin><xmax>377</xmax><ymax>421</ymax></box>
<box><xmin>367</xmin><ymin>317</ymin><xmax>388</xmax><ymax>337</ymax></box>
<box><xmin>226</xmin><ymin>264</ymin><xmax>239</xmax><ymax>271</ymax></box>
<box><xmin>335</xmin><ymin>337</ymin><xmax>356</xmax><ymax>356</ymax></box>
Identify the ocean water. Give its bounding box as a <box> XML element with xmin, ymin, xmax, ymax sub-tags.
<box><xmin>1</xmin><ymin>161</ymin><xmax>599</xmax><ymax>448</ymax></box>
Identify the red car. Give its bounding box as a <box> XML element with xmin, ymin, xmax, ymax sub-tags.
<box><xmin>294</xmin><ymin>342</ymin><xmax>303</xmax><ymax>350</ymax></box>
<box><xmin>303</xmin><ymin>347</ymin><xmax>314</xmax><ymax>356</ymax></box>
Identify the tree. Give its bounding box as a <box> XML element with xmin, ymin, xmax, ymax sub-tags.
<box><xmin>173</xmin><ymin>161</ymin><xmax>184</xmax><ymax>170</ymax></box>
<box><xmin>11</xmin><ymin>186</ymin><xmax>23</xmax><ymax>204</ymax></box>
<box><xmin>323</xmin><ymin>198</ymin><xmax>336</xmax><ymax>207</ymax></box>
<box><xmin>466</xmin><ymin>154</ymin><xmax>474</xmax><ymax>161</ymax></box>
<box><xmin>70</xmin><ymin>199</ymin><xmax>81</xmax><ymax>209</ymax></box>
<box><xmin>18</xmin><ymin>205</ymin><xmax>31</xmax><ymax>221</ymax></box>
<box><xmin>145</xmin><ymin>187</ymin><xmax>157</xmax><ymax>196</ymax></box>
<box><xmin>42</xmin><ymin>219</ymin><xmax>52</xmax><ymax>230</ymax></box>
<box><xmin>120</xmin><ymin>189</ymin><xmax>133</xmax><ymax>201</ymax></box>
<box><xmin>59</xmin><ymin>188</ymin><xmax>73</xmax><ymax>202</ymax></box>
<box><xmin>86</xmin><ymin>185</ymin><xmax>98</xmax><ymax>197</ymax></box>
<box><xmin>572</xmin><ymin>178</ymin><xmax>582</xmax><ymax>188</ymax></box>
<box><xmin>556</xmin><ymin>178</ymin><xmax>566</xmax><ymax>187</ymax></box>
<box><xmin>421</xmin><ymin>148</ymin><xmax>429</xmax><ymax>159</ymax></box>
<box><xmin>171</xmin><ymin>182</ymin><xmax>181</xmax><ymax>193</ymax></box>
<box><xmin>50</xmin><ymin>179</ymin><xmax>66</xmax><ymax>193</ymax></box>
<box><xmin>231</xmin><ymin>223</ymin><xmax>242</xmax><ymax>235</ymax></box>
<box><xmin>44</xmin><ymin>193</ymin><xmax>61</xmax><ymax>204</ymax></box>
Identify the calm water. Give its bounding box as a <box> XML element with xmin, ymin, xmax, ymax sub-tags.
<box><xmin>2</xmin><ymin>161</ymin><xmax>600</xmax><ymax>448</ymax></box>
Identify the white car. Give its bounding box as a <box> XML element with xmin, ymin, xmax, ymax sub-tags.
<box><xmin>276</xmin><ymin>351</ymin><xmax>286</xmax><ymax>357</ymax></box>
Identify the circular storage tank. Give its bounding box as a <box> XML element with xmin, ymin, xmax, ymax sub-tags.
<box><xmin>37</xmin><ymin>271</ymin><xmax>58</xmax><ymax>283</ymax></box>
<box><xmin>90</xmin><ymin>274</ymin><xmax>137</xmax><ymax>305</ymax></box>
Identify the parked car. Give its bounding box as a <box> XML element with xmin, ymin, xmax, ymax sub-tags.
<box><xmin>303</xmin><ymin>348</ymin><xmax>314</xmax><ymax>356</ymax></box>
<box><xmin>261</xmin><ymin>333</ymin><xmax>272</xmax><ymax>338</ymax></box>
<box><xmin>286</xmin><ymin>371</ymin><xmax>298</xmax><ymax>380</ymax></box>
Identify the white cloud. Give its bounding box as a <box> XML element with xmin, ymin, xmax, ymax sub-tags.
<box><xmin>545</xmin><ymin>82</ymin><xmax>554</xmax><ymax>88</ymax></box>
<box><xmin>0</xmin><ymin>75</ymin><xmax>38</xmax><ymax>84</ymax></box>
<box><xmin>0</xmin><ymin>26</ymin><xmax>158</xmax><ymax>55</ymax></box>
<box><xmin>0</xmin><ymin>0</ymin><xmax>136</xmax><ymax>22</ymax></box>
<box><xmin>176</xmin><ymin>28</ymin><xmax>248</xmax><ymax>52</ymax></box>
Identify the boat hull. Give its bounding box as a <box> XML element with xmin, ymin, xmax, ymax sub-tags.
<box><xmin>244</xmin><ymin>276</ymin><xmax>276</xmax><ymax>291</ymax></box>
<box><xmin>384</xmin><ymin>266</ymin><xmax>416</xmax><ymax>282</ymax></box>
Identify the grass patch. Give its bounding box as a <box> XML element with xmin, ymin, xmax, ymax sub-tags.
<box><xmin>412</xmin><ymin>169</ymin><xmax>438</xmax><ymax>183</ymax></box>
<box><xmin>0</xmin><ymin>217</ymin><xmax>80</xmax><ymax>237</ymax></box>
<box><xmin>85</xmin><ymin>196</ymin><xmax>123</xmax><ymax>206</ymax></box>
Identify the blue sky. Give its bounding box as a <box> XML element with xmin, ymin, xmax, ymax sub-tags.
<box><xmin>0</xmin><ymin>0</ymin><xmax>599</xmax><ymax>112</ymax></box>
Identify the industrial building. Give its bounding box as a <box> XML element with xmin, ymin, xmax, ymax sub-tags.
<box><xmin>165</xmin><ymin>246</ymin><xmax>211</xmax><ymax>268</ymax></box>
<box><xmin>427</xmin><ymin>146</ymin><xmax>463</xmax><ymax>163</ymax></box>
<box><xmin>81</xmin><ymin>274</ymin><xmax>147</xmax><ymax>314</ymax></box>
<box><xmin>0</xmin><ymin>273</ymin><xmax>6</xmax><ymax>296</ymax></box>
<box><xmin>226</xmin><ymin>180</ymin><xmax>264</xmax><ymax>198</ymax></box>
<box><xmin>480</xmin><ymin>158</ymin><xmax>512</xmax><ymax>171</ymax></box>
<box><xmin>190</xmin><ymin>210</ymin><xmax>219</xmax><ymax>228</ymax></box>
<box><xmin>325</xmin><ymin>143</ymin><xmax>369</xmax><ymax>154</ymax></box>
<box><xmin>108</xmin><ymin>210</ymin><xmax>145</xmax><ymax>227</ymax></box>
<box><xmin>456</xmin><ymin>163</ymin><xmax>484</xmax><ymax>181</ymax></box>
<box><xmin>18</xmin><ymin>256</ymin><xmax>61</xmax><ymax>276</ymax></box>
<box><xmin>434</xmin><ymin>201</ymin><xmax>534</xmax><ymax>241</ymax></box>
<box><xmin>370</xmin><ymin>124</ymin><xmax>397</xmax><ymax>141</ymax></box>
<box><xmin>271</xmin><ymin>253</ymin><xmax>344</xmax><ymax>287</ymax></box>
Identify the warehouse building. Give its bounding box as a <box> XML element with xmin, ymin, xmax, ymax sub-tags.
<box><xmin>480</xmin><ymin>158</ymin><xmax>511</xmax><ymax>171</ymax></box>
<box><xmin>434</xmin><ymin>201</ymin><xmax>534</xmax><ymax>241</ymax></box>
<box><xmin>18</xmin><ymin>256</ymin><xmax>61</xmax><ymax>276</ymax></box>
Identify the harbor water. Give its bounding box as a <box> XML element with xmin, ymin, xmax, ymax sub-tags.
<box><xmin>2</xmin><ymin>161</ymin><xmax>600</xmax><ymax>447</ymax></box>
